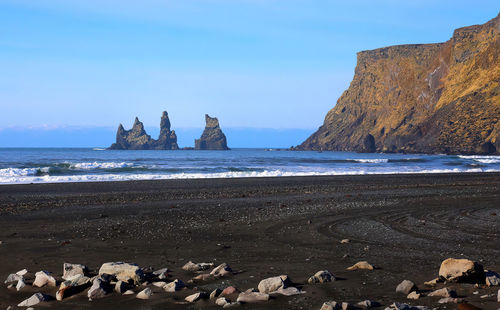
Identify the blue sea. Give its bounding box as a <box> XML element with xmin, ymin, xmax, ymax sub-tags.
<box><xmin>0</xmin><ymin>148</ymin><xmax>499</xmax><ymax>184</ymax></box>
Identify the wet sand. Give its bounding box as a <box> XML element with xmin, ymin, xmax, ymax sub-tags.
<box><xmin>0</xmin><ymin>173</ymin><xmax>499</xmax><ymax>309</ymax></box>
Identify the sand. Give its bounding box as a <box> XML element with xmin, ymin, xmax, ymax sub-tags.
<box><xmin>0</xmin><ymin>173</ymin><xmax>499</xmax><ymax>309</ymax></box>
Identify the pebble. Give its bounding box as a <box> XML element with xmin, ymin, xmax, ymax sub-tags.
<box><xmin>341</xmin><ymin>239</ymin><xmax>350</xmax><ymax>244</ymax></box>
<box><xmin>356</xmin><ymin>300</ymin><xmax>381</xmax><ymax>308</ymax></box>
<box><xmin>164</xmin><ymin>279</ymin><xmax>185</xmax><ymax>292</ymax></box>
<box><xmin>210</xmin><ymin>288</ymin><xmax>223</xmax><ymax>299</ymax></box>
<box><xmin>428</xmin><ymin>287</ymin><xmax>456</xmax><ymax>298</ymax></box>
<box><xmin>87</xmin><ymin>278</ymin><xmax>107</xmax><ymax>300</ymax></box>
<box><xmin>321</xmin><ymin>301</ymin><xmax>341</xmax><ymax>310</ymax></box>
<box><xmin>33</xmin><ymin>271</ymin><xmax>57</xmax><ymax>287</ymax></box>
<box><xmin>407</xmin><ymin>291</ymin><xmax>420</xmax><ymax>300</ymax></box>
<box><xmin>236</xmin><ymin>291</ymin><xmax>270</xmax><ymax>303</ymax></box>
<box><xmin>216</xmin><ymin>297</ymin><xmax>230</xmax><ymax>306</ymax></box>
<box><xmin>185</xmin><ymin>292</ymin><xmax>208</xmax><ymax>302</ymax></box>
<box><xmin>62</xmin><ymin>263</ymin><xmax>88</xmax><ymax>280</ymax></box>
<box><xmin>210</xmin><ymin>263</ymin><xmax>232</xmax><ymax>277</ymax></box>
<box><xmin>221</xmin><ymin>286</ymin><xmax>238</xmax><ymax>296</ymax></box>
<box><xmin>182</xmin><ymin>261</ymin><xmax>213</xmax><ymax>272</ymax></box>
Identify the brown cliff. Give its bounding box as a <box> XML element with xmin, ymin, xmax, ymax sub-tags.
<box><xmin>109</xmin><ymin>111</ymin><xmax>179</xmax><ymax>150</ymax></box>
<box><xmin>296</xmin><ymin>13</ymin><xmax>500</xmax><ymax>154</ymax></box>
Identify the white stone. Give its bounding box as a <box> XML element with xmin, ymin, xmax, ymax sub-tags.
<box><xmin>210</xmin><ymin>263</ymin><xmax>232</xmax><ymax>277</ymax></box>
<box><xmin>185</xmin><ymin>292</ymin><xmax>208</xmax><ymax>302</ymax></box>
<box><xmin>270</xmin><ymin>287</ymin><xmax>304</xmax><ymax>296</ymax></box>
<box><xmin>98</xmin><ymin>262</ymin><xmax>144</xmax><ymax>284</ymax></box>
<box><xmin>236</xmin><ymin>291</ymin><xmax>269</xmax><ymax>303</ymax></box>
<box><xmin>152</xmin><ymin>267</ymin><xmax>169</xmax><ymax>279</ymax></box>
<box><xmin>16</xmin><ymin>269</ymin><xmax>28</xmax><ymax>276</ymax></box>
<box><xmin>136</xmin><ymin>288</ymin><xmax>152</xmax><ymax>299</ymax></box>
<box><xmin>17</xmin><ymin>293</ymin><xmax>51</xmax><ymax>307</ymax></box>
<box><xmin>56</xmin><ymin>275</ymin><xmax>90</xmax><ymax>301</ymax></box>
<box><xmin>182</xmin><ymin>261</ymin><xmax>214</xmax><ymax>272</ymax></box>
<box><xmin>123</xmin><ymin>290</ymin><xmax>134</xmax><ymax>295</ymax></box>
<box><xmin>428</xmin><ymin>287</ymin><xmax>456</xmax><ymax>298</ymax></box>
<box><xmin>4</xmin><ymin>273</ymin><xmax>22</xmax><ymax>284</ymax></box>
<box><xmin>356</xmin><ymin>300</ymin><xmax>381</xmax><ymax>308</ymax></box>
<box><xmin>257</xmin><ymin>275</ymin><xmax>290</xmax><ymax>293</ymax></box>
<box><xmin>163</xmin><ymin>279</ymin><xmax>185</xmax><ymax>292</ymax></box>
<box><xmin>485</xmin><ymin>270</ymin><xmax>500</xmax><ymax>286</ymax></box>
<box><xmin>308</xmin><ymin>270</ymin><xmax>335</xmax><ymax>284</ymax></box>
<box><xmin>438</xmin><ymin>258</ymin><xmax>484</xmax><ymax>283</ymax></box>
<box><xmin>115</xmin><ymin>280</ymin><xmax>127</xmax><ymax>293</ymax></box>
<box><xmin>407</xmin><ymin>291</ymin><xmax>420</xmax><ymax>300</ymax></box>
<box><xmin>152</xmin><ymin>281</ymin><xmax>167</xmax><ymax>287</ymax></box>
<box><xmin>16</xmin><ymin>280</ymin><xmax>26</xmax><ymax>292</ymax></box>
<box><xmin>33</xmin><ymin>271</ymin><xmax>56</xmax><ymax>287</ymax></box>
<box><xmin>216</xmin><ymin>297</ymin><xmax>230</xmax><ymax>306</ymax></box>
<box><xmin>321</xmin><ymin>301</ymin><xmax>341</xmax><ymax>310</ymax></box>
<box><xmin>396</xmin><ymin>280</ymin><xmax>418</xmax><ymax>295</ymax></box>
<box><xmin>346</xmin><ymin>261</ymin><xmax>374</xmax><ymax>271</ymax></box>
<box><xmin>87</xmin><ymin>278</ymin><xmax>107</xmax><ymax>300</ymax></box>
<box><xmin>63</xmin><ymin>263</ymin><xmax>88</xmax><ymax>280</ymax></box>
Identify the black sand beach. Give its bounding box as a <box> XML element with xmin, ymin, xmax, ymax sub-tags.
<box><xmin>1</xmin><ymin>173</ymin><xmax>499</xmax><ymax>309</ymax></box>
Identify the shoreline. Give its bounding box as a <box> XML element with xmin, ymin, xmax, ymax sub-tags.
<box><xmin>1</xmin><ymin>172</ymin><xmax>499</xmax><ymax>309</ymax></box>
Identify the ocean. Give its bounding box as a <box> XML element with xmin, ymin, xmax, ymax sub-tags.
<box><xmin>0</xmin><ymin>148</ymin><xmax>499</xmax><ymax>184</ymax></box>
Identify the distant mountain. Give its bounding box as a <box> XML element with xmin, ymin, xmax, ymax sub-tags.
<box><xmin>295</xmin><ymin>13</ymin><xmax>500</xmax><ymax>154</ymax></box>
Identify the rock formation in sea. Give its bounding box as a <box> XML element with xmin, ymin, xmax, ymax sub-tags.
<box><xmin>295</xmin><ymin>13</ymin><xmax>500</xmax><ymax>154</ymax></box>
<box><xmin>108</xmin><ymin>111</ymin><xmax>179</xmax><ymax>150</ymax></box>
<box><xmin>195</xmin><ymin>114</ymin><xmax>229</xmax><ymax>150</ymax></box>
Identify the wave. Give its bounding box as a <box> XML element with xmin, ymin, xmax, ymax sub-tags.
<box><xmin>1</xmin><ymin>167</ymin><xmax>498</xmax><ymax>185</ymax></box>
<box><xmin>458</xmin><ymin>155</ymin><xmax>500</xmax><ymax>164</ymax></box>
<box><xmin>68</xmin><ymin>162</ymin><xmax>134</xmax><ymax>170</ymax></box>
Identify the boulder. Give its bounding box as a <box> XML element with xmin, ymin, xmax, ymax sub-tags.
<box><xmin>163</xmin><ymin>279</ymin><xmax>185</xmax><ymax>292</ymax></box>
<box><xmin>56</xmin><ymin>275</ymin><xmax>91</xmax><ymax>301</ymax></box>
<box><xmin>136</xmin><ymin>288</ymin><xmax>153</xmax><ymax>300</ymax></box>
<box><xmin>33</xmin><ymin>271</ymin><xmax>57</xmax><ymax>287</ymax></box>
<box><xmin>438</xmin><ymin>258</ymin><xmax>484</xmax><ymax>283</ymax></box>
<box><xmin>182</xmin><ymin>261</ymin><xmax>214</xmax><ymax>272</ymax></box>
<box><xmin>396</xmin><ymin>280</ymin><xmax>418</xmax><ymax>294</ymax></box>
<box><xmin>216</xmin><ymin>297</ymin><xmax>230</xmax><ymax>306</ymax></box>
<box><xmin>347</xmin><ymin>261</ymin><xmax>374</xmax><ymax>271</ymax></box>
<box><xmin>321</xmin><ymin>301</ymin><xmax>341</xmax><ymax>310</ymax></box>
<box><xmin>428</xmin><ymin>287</ymin><xmax>457</xmax><ymax>298</ymax></box>
<box><xmin>210</xmin><ymin>263</ymin><xmax>232</xmax><ymax>277</ymax></box>
<box><xmin>17</xmin><ymin>293</ymin><xmax>52</xmax><ymax>307</ymax></box>
<box><xmin>194</xmin><ymin>114</ymin><xmax>230</xmax><ymax>150</ymax></box>
<box><xmin>98</xmin><ymin>262</ymin><xmax>144</xmax><ymax>285</ymax></box>
<box><xmin>236</xmin><ymin>291</ymin><xmax>270</xmax><ymax>303</ymax></box>
<box><xmin>485</xmin><ymin>270</ymin><xmax>500</xmax><ymax>286</ymax></box>
<box><xmin>62</xmin><ymin>263</ymin><xmax>88</xmax><ymax>280</ymax></box>
<box><xmin>257</xmin><ymin>275</ymin><xmax>291</xmax><ymax>293</ymax></box>
<box><xmin>87</xmin><ymin>278</ymin><xmax>108</xmax><ymax>300</ymax></box>
<box><xmin>308</xmin><ymin>270</ymin><xmax>336</xmax><ymax>284</ymax></box>
<box><xmin>185</xmin><ymin>292</ymin><xmax>208</xmax><ymax>302</ymax></box>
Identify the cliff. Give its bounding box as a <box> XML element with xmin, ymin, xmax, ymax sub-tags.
<box><xmin>296</xmin><ymin>13</ymin><xmax>500</xmax><ymax>154</ymax></box>
<box><xmin>108</xmin><ymin>111</ymin><xmax>179</xmax><ymax>150</ymax></box>
<box><xmin>195</xmin><ymin>114</ymin><xmax>229</xmax><ymax>150</ymax></box>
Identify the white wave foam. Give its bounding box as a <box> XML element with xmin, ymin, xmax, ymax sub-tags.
<box><xmin>0</xmin><ymin>168</ymin><xmax>498</xmax><ymax>185</ymax></box>
<box><xmin>69</xmin><ymin>162</ymin><xmax>134</xmax><ymax>170</ymax></box>
<box><xmin>458</xmin><ymin>155</ymin><xmax>500</xmax><ymax>164</ymax></box>
<box><xmin>0</xmin><ymin>167</ymin><xmax>40</xmax><ymax>177</ymax></box>
<box><xmin>352</xmin><ymin>159</ymin><xmax>389</xmax><ymax>163</ymax></box>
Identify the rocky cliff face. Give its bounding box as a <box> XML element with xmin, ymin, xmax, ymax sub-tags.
<box><xmin>195</xmin><ymin>114</ymin><xmax>229</xmax><ymax>150</ymax></box>
<box><xmin>296</xmin><ymin>14</ymin><xmax>500</xmax><ymax>154</ymax></box>
<box><xmin>109</xmin><ymin>111</ymin><xmax>179</xmax><ymax>150</ymax></box>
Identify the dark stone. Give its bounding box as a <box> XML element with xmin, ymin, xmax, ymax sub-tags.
<box><xmin>361</xmin><ymin>134</ymin><xmax>376</xmax><ymax>153</ymax></box>
<box><xmin>108</xmin><ymin>111</ymin><xmax>179</xmax><ymax>150</ymax></box>
<box><xmin>195</xmin><ymin>115</ymin><xmax>229</xmax><ymax>150</ymax></box>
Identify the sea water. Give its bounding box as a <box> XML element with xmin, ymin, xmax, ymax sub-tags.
<box><xmin>0</xmin><ymin>148</ymin><xmax>499</xmax><ymax>184</ymax></box>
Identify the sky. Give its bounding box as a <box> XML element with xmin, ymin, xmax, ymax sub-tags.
<box><xmin>0</xmin><ymin>1</ymin><xmax>498</xmax><ymax>146</ymax></box>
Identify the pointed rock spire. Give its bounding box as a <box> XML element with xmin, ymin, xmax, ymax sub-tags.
<box><xmin>195</xmin><ymin>114</ymin><xmax>229</xmax><ymax>150</ymax></box>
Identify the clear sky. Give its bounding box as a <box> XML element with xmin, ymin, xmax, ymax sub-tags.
<box><xmin>0</xmin><ymin>1</ymin><xmax>498</xmax><ymax>133</ymax></box>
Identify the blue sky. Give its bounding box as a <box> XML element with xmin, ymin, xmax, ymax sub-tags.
<box><xmin>0</xmin><ymin>1</ymin><xmax>498</xmax><ymax>146</ymax></box>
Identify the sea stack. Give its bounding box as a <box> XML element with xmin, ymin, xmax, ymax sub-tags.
<box><xmin>108</xmin><ymin>111</ymin><xmax>179</xmax><ymax>150</ymax></box>
<box><xmin>295</xmin><ymin>14</ymin><xmax>500</xmax><ymax>155</ymax></box>
<box><xmin>195</xmin><ymin>114</ymin><xmax>229</xmax><ymax>150</ymax></box>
